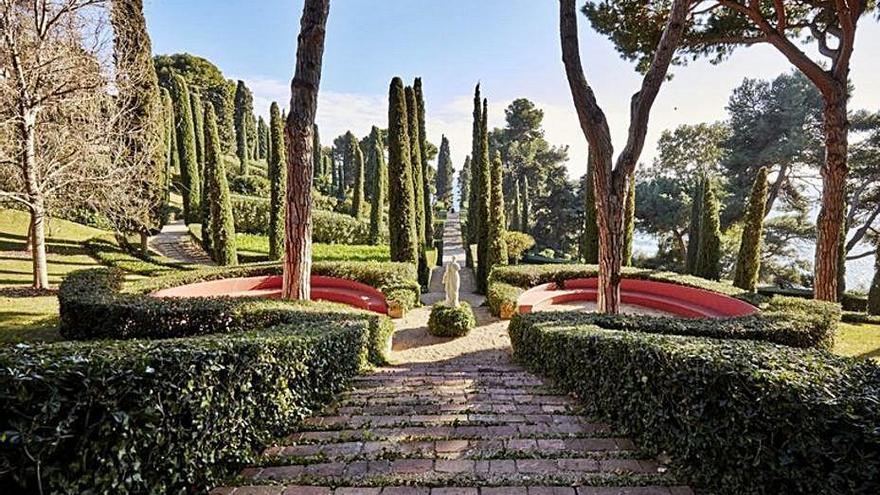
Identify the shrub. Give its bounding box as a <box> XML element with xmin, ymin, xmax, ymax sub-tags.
<box><xmin>842</xmin><ymin>311</ymin><xmax>880</xmax><ymax>325</ymax></box>
<box><xmin>229</xmin><ymin>175</ymin><xmax>270</xmax><ymax>197</ymax></box>
<box><xmin>428</xmin><ymin>302</ymin><xmax>476</xmax><ymax>338</ymax></box>
<box><xmin>0</xmin><ymin>321</ymin><xmax>368</xmax><ymax>493</ymax></box>
<box><xmin>487</xmin><ymin>281</ymin><xmax>523</xmax><ymax>318</ymax></box>
<box><xmin>231</xmin><ymin>194</ymin><xmax>269</xmax><ymax>234</ymax></box>
<box><xmin>757</xmin><ymin>286</ymin><xmax>868</xmax><ymax>312</ymax></box>
<box><xmin>509</xmin><ymin>314</ymin><xmax>880</xmax><ymax>494</ymax></box>
<box><xmin>505</xmin><ymin>231</ymin><xmax>535</xmax><ymax>263</ymax></box>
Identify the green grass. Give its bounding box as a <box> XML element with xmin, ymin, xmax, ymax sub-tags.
<box><xmin>833</xmin><ymin>322</ymin><xmax>880</xmax><ymax>362</ymax></box>
<box><xmin>0</xmin><ymin>293</ymin><xmax>61</xmax><ymax>344</ymax></box>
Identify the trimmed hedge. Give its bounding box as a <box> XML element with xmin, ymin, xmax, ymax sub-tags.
<box><xmin>428</xmin><ymin>302</ymin><xmax>476</xmax><ymax>338</ymax></box>
<box><xmin>0</xmin><ymin>322</ymin><xmax>368</xmax><ymax>493</ymax></box>
<box><xmin>842</xmin><ymin>311</ymin><xmax>880</xmax><ymax>325</ymax></box>
<box><xmin>509</xmin><ymin>314</ymin><xmax>880</xmax><ymax>494</ymax></box>
<box><xmin>229</xmin><ymin>175</ymin><xmax>270</xmax><ymax>197</ymax></box>
<box><xmin>758</xmin><ymin>286</ymin><xmax>868</xmax><ymax>312</ymax></box>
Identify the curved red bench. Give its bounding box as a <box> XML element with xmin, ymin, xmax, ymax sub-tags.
<box><xmin>151</xmin><ymin>275</ymin><xmax>388</xmax><ymax>314</ymax></box>
<box><xmin>517</xmin><ymin>278</ymin><xmax>756</xmax><ymax>318</ymax></box>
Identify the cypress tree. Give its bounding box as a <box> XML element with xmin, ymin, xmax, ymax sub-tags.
<box><xmin>582</xmin><ymin>155</ymin><xmax>598</xmax><ymax>263</ymax></box>
<box><xmin>200</xmin><ymin>105</ymin><xmax>214</xmax><ymax>256</ymax></box>
<box><xmin>233</xmin><ymin>80</ymin><xmax>249</xmax><ymax>174</ymax></box>
<box><xmin>368</xmin><ymin>126</ymin><xmax>386</xmax><ymax>245</ymax></box>
<box><xmin>351</xmin><ymin>142</ymin><xmax>366</xmax><ymax>219</ymax></box>
<box><xmin>160</xmin><ymin>87</ymin><xmax>176</xmax><ymax>200</ymax></box>
<box><xmin>414</xmin><ymin>78</ymin><xmax>433</xmax><ymax>243</ymax></box>
<box><xmin>685</xmin><ymin>177</ymin><xmax>704</xmax><ymax>274</ymax></box>
<box><xmin>257</xmin><ymin>116</ymin><xmax>268</xmax><ymax>160</ymax></box>
<box><xmin>487</xmin><ymin>151</ymin><xmax>508</xmax><ymax>271</ymax></box>
<box><xmin>868</xmin><ymin>242</ymin><xmax>880</xmax><ymax>315</ymax></box>
<box><xmin>733</xmin><ymin>167</ymin><xmax>769</xmax><ymax>291</ymax></box>
<box><xmin>476</xmin><ymin>98</ymin><xmax>491</xmax><ymax>293</ymax></box>
<box><xmin>459</xmin><ymin>156</ymin><xmax>471</xmax><ymax>212</ymax></box>
<box><xmin>268</xmin><ymin>102</ymin><xmax>286</xmax><ymax>260</ymax></box>
<box><xmin>204</xmin><ymin>103</ymin><xmax>238</xmax><ymax>265</ymax></box>
<box><xmin>190</xmin><ymin>91</ymin><xmax>205</xmax><ymax>175</ymax></box>
<box><xmin>695</xmin><ymin>179</ymin><xmax>722</xmax><ymax>280</ymax></box>
<box><xmin>312</xmin><ymin>124</ymin><xmax>322</xmax><ymax>178</ymax></box>
<box><xmin>406</xmin><ymin>85</ymin><xmax>429</xmax><ymax>287</ymax></box>
<box><xmin>623</xmin><ymin>173</ymin><xmax>635</xmax><ymax>266</ymax></box>
<box><xmin>520</xmin><ymin>175</ymin><xmax>530</xmax><ymax>235</ymax></box>
<box><xmin>170</xmin><ymin>73</ymin><xmax>200</xmax><ymax>223</ymax></box>
<box><xmin>387</xmin><ymin>77</ymin><xmax>418</xmax><ymax>264</ymax></box>
<box><xmin>466</xmin><ymin>85</ymin><xmax>482</xmax><ymax>262</ymax></box>
<box><xmin>436</xmin><ymin>135</ymin><xmax>454</xmax><ymax>206</ymax></box>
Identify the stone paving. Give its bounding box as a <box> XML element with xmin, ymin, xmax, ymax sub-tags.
<box><xmin>210</xmin><ymin>213</ymin><xmax>692</xmax><ymax>495</ymax></box>
<box><xmin>147</xmin><ymin>219</ymin><xmax>214</xmax><ymax>265</ymax></box>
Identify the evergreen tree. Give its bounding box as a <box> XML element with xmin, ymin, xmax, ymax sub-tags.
<box><xmin>257</xmin><ymin>116</ymin><xmax>268</xmax><ymax>160</ymax></box>
<box><xmin>200</xmin><ymin>105</ymin><xmax>214</xmax><ymax>256</ymax></box>
<box><xmin>511</xmin><ymin>177</ymin><xmax>521</xmax><ymax>231</ymax></box>
<box><xmin>458</xmin><ymin>156</ymin><xmax>471</xmax><ymax>212</ymax></box>
<box><xmin>268</xmin><ymin>102</ymin><xmax>286</xmax><ymax>260</ymax></box>
<box><xmin>623</xmin><ymin>173</ymin><xmax>635</xmax><ymax>266</ymax></box>
<box><xmin>520</xmin><ymin>175</ymin><xmax>530</xmax><ymax>235</ymax></box>
<box><xmin>387</xmin><ymin>78</ymin><xmax>419</xmax><ymax>264</ymax></box>
<box><xmin>233</xmin><ymin>80</ymin><xmax>250</xmax><ymax>174</ymax></box>
<box><xmin>685</xmin><ymin>177</ymin><xmax>704</xmax><ymax>274</ymax></box>
<box><xmin>368</xmin><ymin>126</ymin><xmax>387</xmax><ymax>245</ymax></box>
<box><xmin>160</xmin><ymin>87</ymin><xmax>176</xmax><ymax>200</ymax></box>
<box><xmin>351</xmin><ymin>142</ymin><xmax>366</xmax><ymax>219</ymax></box>
<box><xmin>487</xmin><ymin>151</ymin><xmax>508</xmax><ymax>271</ymax></box>
<box><xmin>312</xmin><ymin>124</ymin><xmax>322</xmax><ymax>178</ymax></box>
<box><xmin>414</xmin><ymin>78</ymin><xmax>433</xmax><ymax>243</ymax></box>
<box><xmin>190</xmin><ymin>91</ymin><xmax>205</xmax><ymax>174</ymax></box>
<box><xmin>734</xmin><ymin>167</ymin><xmax>769</xmax><ymax>291</ymax></box>
<box><xmin>170</xmin><ymin>73</ymin><xmax>200</xmax><ymax>223</ymax></box>
<box><xmin>466</xmin><ymin>85</ymin><xmax>482</xmax><ymax>269</ymax></box>
<box><xmin>695</xmin><ymin>179</ymin><xmax>722</xmax><ymax>280</ymax></box>
<box><xmin>476</xmin><ymin>98</ymin><xmax>491</xmax><ymax>292</ymax></box>
<box><xmin>406</xmin><ymin>85</ymin><xmax>429</xmax><ymax>287</ymax></box>
<box><xmin>436</xmin><ymin>135</ymin><xmax>454</xmax><ymax>206</ymax></box>
<box><xmin>581</xmin><ymin>157</ymin><xmax>598</xmax><ymax>263</ymax></box>
<box><xmin>868</xmin><ymin>241</ymin><xmax>880</xmax><ymax>315</ymax></box>
<box><xmin>204</xmin><ymin>103</ymin><xmax>237</xmax><ymax>265</ymax></box>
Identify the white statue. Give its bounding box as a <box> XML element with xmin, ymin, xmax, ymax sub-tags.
<box><xmin>442</xmin><ymin>257</ymin><xmax>461</xmax><ymax>308</ymax></box>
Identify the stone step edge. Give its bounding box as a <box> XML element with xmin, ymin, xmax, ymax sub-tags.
<box><xmin>212</xmin><ymin>486</ymin><xmax>694</xmax><ymax>495</ymax></box>
<box><xmin>302</xmin><ymin>414</ymin><xmax>592</xmax><ymax>429</ymax></box>
<box><xmin>287</xmin><ymin>429</ymin><xmax>624</xmax><ymax>445</ymax></box>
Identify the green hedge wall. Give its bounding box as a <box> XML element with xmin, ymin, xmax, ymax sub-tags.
<box><xmin>0</xmin><ymin>322</ymin><xmax>368</xmax><ymax>493</ymax></box>
<box><xmin>758</xmin><ymin>286</ymin><xmax>868</xmax><ymax>312</ymax></box>
<box><xmin>509</xmin><ymin>314</ymin><xmax>880</xmax><ymax>494</ymax></box>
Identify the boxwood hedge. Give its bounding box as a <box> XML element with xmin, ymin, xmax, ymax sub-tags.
<box><xmin>0</xmin><ymin>322</ymin><xmax>369</xmax><ymax>494</ymax></box>
<box><xmin>509</xmin><ymin>314</ymin><xmax>880</xmax><ymax>494</ymax></box>
<box><xmin>488</xmin><ymin>264</ymin><xmax>838</xmax><ymax>350</ymax></box>
<box><xmin>427</xmin><ymin>302</ymin><xmax>476</xmax><ymax>338</ymax></box>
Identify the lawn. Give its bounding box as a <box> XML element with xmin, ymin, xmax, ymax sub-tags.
<box><xmin>833</xmin><ymin>322</ymin><xmax>880</xmax><ymax>362</ymax></box>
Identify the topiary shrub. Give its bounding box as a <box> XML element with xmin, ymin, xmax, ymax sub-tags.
<box><xmin>505</xmin><ymin>230</ymin><xmax>535</xmax><ymax>264</ymax></box>
<box><xmin>509</xmin><ymin>313</ymin><xmax>880</xmax><ymax>494</ymax></box>
<box><xmin>229</xmin><ymin>175</ymin><xmax>270</xmax><ymax>197</ymax></box>
<box><xmin>428</xmin><ymin>302</ymin><xmax>476</xmax><ymax>338</ymax></box>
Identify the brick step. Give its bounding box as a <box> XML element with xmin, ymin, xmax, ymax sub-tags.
<box><xmin>337</xmin><ymin>394</ymin><xmax>575</xmax><ymax>408</ymax></box>
<box><xmin>351</xmin><ymin>375</ymin><xmax>546</xmax><ymax>387</ymax></box>
<box><xmin>288</xmin><ymin>423</ymin><xmax>615</xmax><ymax>444</ymax></box>
<box><xmin>325</xmin><ymin>401</ymin><xmax>578</xmax><ymax>416</ymax></box>
<box><xmin>302</xmin><ymin>413</ymin><xmax>590</xmax><ymax>430</ymax></box>
<box><xmin>213</xmin><ymin>484</ymin><xmax>694</xmax><ymax>495</ymax></box>
<box><xmin>265</xmin><ymin>437</ymin><xmax>636</xmax><ymax>462</ymax></box>
<box><xmin>344</xmin><ymin>383</ymin><xmax>559</xmax><ymax>395</ymax></box>
<box><xmin>365</xmin><ymin>366</ymin><xmax>530</xmax><ymax>377</ymax></box>
<box><xmin>239</xmin><ymin>459</ymin><xmax>667</xmax><ymax>486</ymax></box>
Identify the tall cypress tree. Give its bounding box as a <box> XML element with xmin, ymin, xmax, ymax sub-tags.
<box><xmin>190</xmin><ymin>91</ymin><xmax>205</xmax><ymax>175</ymax></box>
<box><xmin>160</xmin><ymin>87</ymin><xmax>176</xmax><ymax>201</ymax></box>
<box><xmin>233</xmin><ymin>80</ymin><xmax>250</xmax><ymax>175</ymax></box>
<box><xmin>511</xmin><ymin>176</ymin><xmax>522</xmax><ymax>232</ymax></box>
<box><xmin>268</xmin><ymin>102</ymin><xmax>286</xmax><ymax>260</ymax></box>
<box><xmin>387</xmin><ymin>78</ymin><xmax>418</xmax><ymax>264</ymax></box>
<box><xmin>868</xmin><ymin>242</ymin><xmax>880</xmax><ymax>315</ymax></box>
<box><xmin>686</xmin><ymin>177</ymin><xmax>704</xmax><ymax>274</ymax></box>
<box><xmin>368</xmin><ymin>126</ymin><xmax>386</xmax><ymax>245</ymax></box>
<box><xmin>406</xmin><ymin>85</ymin><xmax>429</xmax><ymax>287</ymax></box>
<box><xmin>351</xmin><ymin>142</ymin><xmax>366</xmax><ymax>219</ymax></box>
<box><xmin>623</xmin><ymin>173</ymin><xmax>635</xmax><ymax>266</ymax></box>
<box><xmin>459</xmin><ymin>156</ymin><xmax>471</xmax><ymax>212</ymax></box>
<box><xmin>200</xmin><ymin>105</ymin><xmax>214</xmax><ymax>256</ymax></box>
<box><xmin>733</xmin><ymin>167</ymin><xmax>769</xmax><ymax>291</ymax></box>
<box><xmin>436</xmin><ymin>135</ymin><xmax>454</xmax><ymax>206</ymax></box>
<box><xmin>476</xmin><ymin>98</ymin><xmax>491</xmax><ymax>293</ymax></box>
<box><xmin>414</xmin><ymin>78</ymin><xmax>433</xmax><ymax>243</ymax></box>
<box><xmin>487</xmin><ymin>151</ymin><xmax>508</xmax><ymax>272</ymax></box>
<box><xmin>466</xmin><ymin>85</ymin><xmax>482</xmax><ymax>268</ymax></box>
<box><xmin>257</xmin><ymin>116</ymin><xmax>268</xmax><ymax>160</ymax></box>
<box><xmin>582</xmin><ymin>154</ymin><xmax>598</xmax><ymax>263</ymax></box>
<box><xmin>695</xmin><ymin>179</ymin><xmax>722</xmax><ymax>280</ymax></box>
<box><xmin>204</xmin><ymin>103</ymin><xmax>237</xmax><ymax>265</ymax></box>
<box><xmin>170</xmin><ymin>73</ymin><xmax>200</xmax><ymax>223</ymax></box>
<box><xmin>312</xmin><ymin>124</ymin><xmax>322</xmax><ymax>178</ymax></box>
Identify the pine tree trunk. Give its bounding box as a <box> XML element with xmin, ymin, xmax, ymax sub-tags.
<box><xmin>282</xmin><ymin>0</ymin><xmax>329</xmax><ymax>300</ymax></box>
<box><xmin>814</xmin><ymin>90</ymin><xmax>848</xmax><ymax>302</ymax></box>
<box><xmin>595</xmin><ymin>184</ymin><xmax>625</xmax><ymax>314</ymax></box>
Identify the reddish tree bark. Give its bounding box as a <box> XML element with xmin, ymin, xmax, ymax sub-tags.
<box><xmin>282</xmin><ymin>0</ymin><xmax>330</xmax><ymax>300</ymax></box>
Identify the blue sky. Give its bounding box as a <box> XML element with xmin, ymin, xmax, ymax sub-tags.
<box><xmin>144</xmin><ymin>0</ymin><xmax>880</xmax><ymax>178</ymax></box>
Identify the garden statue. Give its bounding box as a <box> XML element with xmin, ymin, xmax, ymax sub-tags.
<box><xmin>443</xmin><ymin>257</ymin><xmax>461</xmax><ymax>308</ymax></box>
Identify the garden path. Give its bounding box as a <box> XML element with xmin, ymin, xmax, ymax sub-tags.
<box><xmin>211</xmin><ymin>214</ymin><xmax>692</xmax><ymax>494</ymax></box>
<box><xmin>148</xmin><ymin>219</ymin><xmax>214</xmax><ymax>265</ymax></box>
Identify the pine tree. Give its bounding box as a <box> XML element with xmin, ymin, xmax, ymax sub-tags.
<box><xmin>233</xmin><ymin>80</ymin><xmax>250</xmax><ymax>175</ymax></box>
<box><xmin>204</xmin><ymin>103</ymin><xmax>238</xmax><ymax>265</ymax></box>
<box><xmin>734</xmin><ymin>167</ymin><xmax>769</xmax><ymax>291</ymax></box>
<box><xmin>623</xmin><ymin>173</ymin><xmax>635</xmax><ymax>266</ymax></box>
<box><xmin>368</xmin><ymin>126</ymin><xmax>386</xmax><ymax>245</ymax></box>
<box><xmin>268</xmin><ymin>102</ymin><xmax>286</xmax><ymax>260</ymax></box>
<box><xmin>436</xmin><ymin>135</ymin><xmax>454</xmax><ymax>206</ymax></box>
<box><xmin>520</xmin><ymin>175</ymin><xmax>530</xmax><ymax>235</ymax></box>
<box><xmin>487</xmin><ymin>151</ymin><xmax>508</xmax><ymax>271</ymax></box>
<box><xmin>406</xmin><ymin>85</ymin><xmax>429</xmax><ymax>287</ymax></box>
<box><xmin>582</xmin><ymin>158</ymin><xmax>598</xmax><ymax>263</ymax></box>
<box><xmin>685</xmin><ymin>177</ymin><xmax>704</xmax><ymax>274</ymax></box>
<box><xmin>312</xmin><ymin>124</ymin><xmax>322</xmax><ymax>179</ymax></box>
<box><xmin>695</xmin><ymin>179</ymin><xmax>722</xmax><ymax>280</ymax></box>
<box><xmin>414</xmin><ymin>78</ymin><xmax>433</xmax><ymax>243</ymax></box>
<box><xmin>387</xmin><ymin>78</ymin><xmax>419</xmax><ymax>264</ymax></box>
<box><xmin>476</xmin><ymin>98</ymin><xmax>491</xmax><ymax>293</ymax></box>
<box><xmin>868</xmin><ymin>241</ymin><xmax>880</xmax><ymax>315</ymax></box>
<box><xmin>170</xmin><ymin>73</ymin><xmax>200</xmax><ymax>223</ymax></box>
<box><xmin>351</xmin><ymin>142</ymin><xmax>366</xmax><ymax>219</ymax></box>
<box><xmin>190</xmin><ymin>91</ymin><xmax>205</xmax><ymax>175</ymax></box>
<box><xmin>160</xmin><ymin>88</ymin><xmax>176</xmax><ymax>201</ymax></box>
